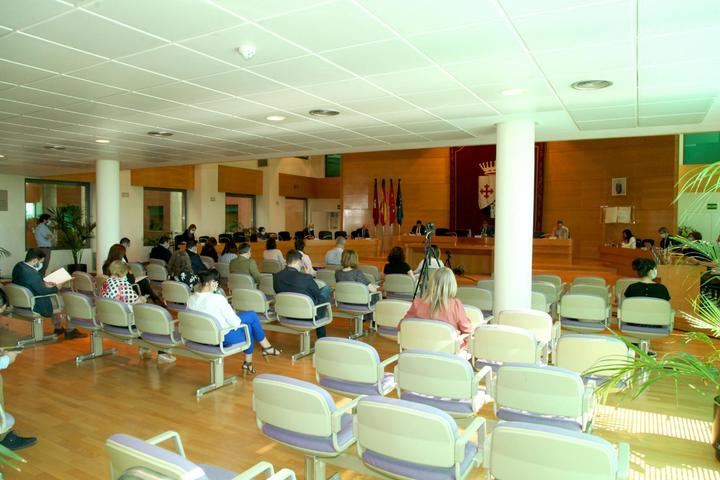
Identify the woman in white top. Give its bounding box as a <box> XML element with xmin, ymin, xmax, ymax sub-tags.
<box><xmin>187</xmin><ymin>269</ymin><xmax>281</xmax><ymax>374</ymax></box>
<box><xmin>294</xmin><ymin>238</ymin><xmax>316</xmax><ymax>276</ymax></box>
<box><xmin>621</xmin><ymin>229</ymin><xmax>637</xmax><ymax>249</ymax></box>
<box><xmin>262</xmin><ymin>238</ymin><xmax>286</xmax><ymax>268</ymax></box>
<box><xmin>415</xmin><ymin>245</ymin><xmax>445</xmax><ymax>273</ymax></box>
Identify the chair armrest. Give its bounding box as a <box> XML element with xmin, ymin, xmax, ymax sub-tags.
<box><xmin>231</xmin><ymin>461</ymin><xmax>274</xmax><ymax>480</ymax></box>
<box><xmin>551</xmin><ymin>321</ymin><xmax>561</xmax><ymax>350</ymax></box>
<box><xmin>454</xmin><ymin>416</ymin><xmax>485</xmax><ymax>463</ymax></box>
<box><xmin>473</xmin><ymin>366</ymin><xmax>492</xmax><ymax>387</ymax></box>
<box><xmin>267</xmin><ymin>468</ymin><xmax>296</xmax><ymax>480</ymax></box>
<box><xmin>220</xmin><ymin>325</ymin><xmax>251</xmax><ymax>348</ymax></box>
<box><xmin>379</xmin><ymin>353</ymin><xmax>399</xmax><ymax>370</ymax></box>
<box><xmin>616</xmin><ymin>442</ymin><xmax>630</xmax><ymax>480</ymax></box>
<box><xmin>583</xmin><ymin>380</ymin><xmax>596</xmax><ymax>418</ymax></box>
<box><xmin>331</xmin><ymin>396</ymin><xmax>362</xmax><ymax>432</ymax></box>
<box><xmin>145</xmin><ymin>430</ymin><xmax>186</xmax><ymax>458</ymax></box>
<box><xmin>313</xmin><ymin>302</ymin><xmax>332</xmax><ymax>324</ymax></box>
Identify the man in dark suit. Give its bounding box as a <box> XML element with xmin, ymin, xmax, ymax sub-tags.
<box><xmin>185</xmin><ymin>240</ymin><xmax>206</xmax><ymax>273</ymax></box>
<box><xmin>273</xmin><ymin>250</ymin><xmax>331</xmax><ymax>338</ymax></box>
<box><xmin>149</xmin><ymin>236</ymin><xmax>172</xmax><ymax>264</ymax></box>
<box><xmin>302</xmin><ymin>223</ymin><xmax>316</xmax><ymax>239</ymax></box>
<box><xmin>11</xmin><ymin>248</ymin><xmax>85</xmax><ymax>339</ymax></box>
<box><xmin>356</xmin><ymin>224</ymin><xmax>371</xmax><ymax>238</ymax></box>
<box><xmin>410</xmin><ymin>220</ymin><xmax>426</xmax><ymax>235</ymax></box>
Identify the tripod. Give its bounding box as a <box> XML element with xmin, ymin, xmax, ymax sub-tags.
<box><xmin>413</xmin><ymin>229</ymin><xmax>440</xmax><ymax>299</ymax></box>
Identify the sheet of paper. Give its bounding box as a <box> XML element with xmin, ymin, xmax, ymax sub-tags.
<box><xmin>617</xmin><ymin>206</ymin><xmax>632</xmax><ymax>224</ymax></box>
<box><xmin>44</xmin><ymin>268</ymin><xmax>72</xmax><ymax>285</ymax></box>
<box><xmin>604</xmin><ymin>207</ymin><xmax>618</xmax><ymax>224</ymax></box>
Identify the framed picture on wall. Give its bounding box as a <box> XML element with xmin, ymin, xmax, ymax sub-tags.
<box><xmin>611</xmin><ymin>177</ymin><xmax>627</xmax><ymax>196</ymax></box>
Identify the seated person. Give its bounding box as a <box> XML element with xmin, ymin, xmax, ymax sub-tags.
<box><xmin>168</xmin><ymin>250</ymin><xmax>200</xmax><ymax>291</ymax></box>
<box><xmin>324</xmin><ymin>237</ymin><xmax>345</xmax><ymax>266</ymax></box>
<box><xmin>681</xmin><ymin>231</ymin><xmax>715</xmax><ymax>265</ymax></box>
<box><xmin>119</xmin><ymin>237</ymin><xmax>131</xmax><ymax>261</ymax></box>
<box><xmin>149</xmin><ymin>236</ymin><xmax>172</xmax><ymax>264</ymax></box>
<box><xmin>257</xmin><ymin>227</ymin><xmax>269</xmax><ymax>240</ymax></box>
<box><xmin>180</xmin><ymin>224</ymin><xmax>197</xmax><ymax>245</ymax></box>
<box><xmin>273</xmin><ymin>250</ymin><xmax>331</xmax><ymax>338</ymax></box>
<box><xmin>218</xmin><ymin>241</ymin><xmax>238</xmax><ymax>264</ymax></box>
<box><xmin>479</xmin><ymin>221</ymin><xmax>494</xmax><ymax>237</ymax></box>
<box><xmin>200</xmin><ymin>237</ymin><xmax>219</xmax><ymax>262</ymax></box>
<box><xmin>103</xmin><ymin>244</ymin><xmax>164</xmax><ymax>306</ymax></box>
<box><xmin>263</xmin><ymin>238</ymin><xmax>286</xmax><ymax>268</ymax></box>
<box><xmin>550</xmin><ymin>220</ymin><xmax>570</xmax><ymax>239</ymax></box>
<box><xmin>229</xmin><ymin>243</ymin><xmax>261</xmax><ymax>284</ymax></box>
<box><xmin>658</xmin><ymin>227</ymin><xmax>675</xmax><ymax>249</ymax></box>
<box><xmin>410</xmin><ymin>220</ymin><xmax>426</xmax><ymax>235</ymax></box>
<box><xmin>354</xmin><ymin>224</ymin><xmax>371</xmax><ymax>239</ymax></box>
<box><xmin>335</xmin><ymin>249</ymin><xmax>379</xmax><ymax>303</ymax></box>
<box><xmin>402</xmin><ymin>267</ymin><xmax>473</xmax><ymax>346</ymax></box>
<box><xmin>12</xmin><ymin>248</ymin><xmax>85</xmax><ymax>340</ymax></box>
<box><xmin>188</xmin><ymin>269</ymin><xmax>281</xmax><ymax>375</ymax></box>
<box><xmin>0</xmin><ymin>345</ymin><xmax>36</xmax><ymax>450</ymax></box>
<box><xmin>100</xmin><ymin>260</ymin><xmax>146</xmax><ymax>305</ymax></box>
<box><xmin>384</xmin><ymin>246</ymin><xmax>414</xmax><ymax>278</ymax></box>
<box><xmin>415</xmin><ymin>245</ymin><xmax>444</xmax><ymax>273</ymax></box>
<box><xmin>624</xmin><ymin>258</ymin><xmax>670</xmax><ymax>301</ymax></box>
<box><xmin>185</xmin><ymin>240</ymin><xmax>207</xmax><ymax>273</ymax></box>
<box><xmin>621</xmin><ymin>229</ymin><xmax>637</xmax><ymax>249</ymax></box>
<box><xmin>295</xmin><ymin>238</ymin><xmax>316</xmax><ymax>277</ymax></box>
<box><xmin>303</xmin><ymin>223</ymin><xmax>316</xmax><ymax>239</ymax></box>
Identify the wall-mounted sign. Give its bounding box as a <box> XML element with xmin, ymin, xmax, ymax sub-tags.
<box><xmin>708</xmin><ymin>203</ymin><xmax>718</xmax><ymax>210</ymax></box>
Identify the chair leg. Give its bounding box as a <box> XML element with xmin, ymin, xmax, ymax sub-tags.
<box><xmin>17</xmin><ymin>318</ymin><xmax>57</xmax><ymax>347</ymax></box>
<box><xmin>75</xmin><ymin>331</ymin><xmax>116</xmax><ymax>365</ymax></box>
<box><xmin>196</xmin><ymin>358</ymin><xmax>237</xmax><ymax>397</ymax></box>
<box><xmin>348</xmin><ymin>315</ymin><xmax>367</xmax><ymax>340</ymax></box>
<box><xmin>291</xmin><ymin>331</ymin><xmax>315</xmax><ymax>364</ymax></box>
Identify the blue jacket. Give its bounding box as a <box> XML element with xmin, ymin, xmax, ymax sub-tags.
<box><xmin>11</xmin><ymin>262</ymin><xmax>57</xmax><ymax>317</ymax></box>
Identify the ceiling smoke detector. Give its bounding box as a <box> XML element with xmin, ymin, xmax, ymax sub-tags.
<box><xmin>571</xmin><ymin>80</ymin><xmax>613</xmax><ymax>90</ymax></box>
<box><xmin>44</xmin><ymin>145</ymin><xmax>66</xmax><ymax>151</ymax></box>
<box><xmin>147</xmin><ymin>131</ymin><xmax>173</xmax><ymax>137</ymax></box>
<box><xmin>237</xmin><ymin>45</ymin><xmax>256</xmax><ymax>60</ymax></box>
<box><xmin>309</xmin><ymin>109</ymin><xmax>340</xmax><ymax>117</ymax></box>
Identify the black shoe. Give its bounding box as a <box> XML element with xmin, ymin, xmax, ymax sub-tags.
<box><xmin>53</xmin><ymin>328</ymin><xmax>66</xmax><ymax>336</ymax></box>
<box><xmin>65</xmin><ymin>329</ymin><xmax>87</xmax><ymax>340</ymax></box>
<box><xmin>0</xmin><ymin>431</ymin><xmax>37</xmax><ymax>451</ymax></box>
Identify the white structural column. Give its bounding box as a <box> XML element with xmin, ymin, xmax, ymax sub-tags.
<box><xmin>95</xmin><ymin>159</ymin><xmax>120</xmax><ymax>274</ymax></box>
<box><xmin>493</xmin><ymin>120</ymin><xmax>536</xmax><ymax>314</ymax></box>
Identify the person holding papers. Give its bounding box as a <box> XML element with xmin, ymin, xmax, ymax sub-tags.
<box><xmin>11</xmin><ymin>248</ymin><xmax>86</xmax><ymax>340</ymax></box>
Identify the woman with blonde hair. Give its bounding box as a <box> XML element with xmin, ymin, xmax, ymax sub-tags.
<box><xmin>402</xmin><ymin>267</ymin><xmax>472</xmax><ymax>339</ymax></box>
<box><xmin>100</xmin><ymin>260</ymin><xmax>145</xmax><ymax>305</ymax></box>
<box><xmin>334</xmin><ymin>249</ymin><xmax>378</xmax><ymax>293</ymax></box>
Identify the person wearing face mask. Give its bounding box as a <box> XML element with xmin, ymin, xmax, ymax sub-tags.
<box><xmin>185</xmin><ymin>239</ymin><xmax>206</xmax><ymax>273</ymax></box>
<box><xmin>180</xmin><ymin>224</ymin><xmax>197</xmax><ymax>245</ymax></box>
<box><xmin>658</xmin><ymin>227</ymin><xmax>675</xmax><ymax>250</ymax></box>
<box><xmin>149</xmin><ymin>236</ymin><xmax>172</xmax><ymax>264</ymax></box>
<box><xmin>11</xmin><ymin>248</ymin><xmax>86</xmax><ymax>339</ymax></box>
<box><xmin>624</xmin><ymin>258</ymin><xmax>670</xmax><ymax>301</ymax></box>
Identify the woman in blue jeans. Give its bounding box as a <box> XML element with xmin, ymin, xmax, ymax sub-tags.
<box><xmin>187</xmin><ymin>269</ymin><xmax>281</xmax><ymax>374</ymax></box>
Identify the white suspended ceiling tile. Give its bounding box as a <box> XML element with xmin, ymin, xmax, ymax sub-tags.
<box><xmin>7</xmin><ymin>115</ymin><xmax>77</xmax><ymax>130</ymax></box>
<box><xmin>323</xmin><ymin>137</ymin><xmax>388</xmax><ymax>147</ymax></box>
<box><xmin>210</xmin><ymin>0</ymin><xmax>331</xmax><ymax>21</ymax></box>
<box><xmin>428</xmin><ymin>102</ymin><xmax>498</xmax><ymax>120</ymax></box>
<box><xmin>195</xmin><ymin>97</ymin><xmax>281</xmax><ymax>117</ymax></box>
<box><xmin>469</xmin><ymin>79</ymin><xmax>555</xmax><ymax>102</ymax></box>
<box><xmin>352</xmin><ymin>124</ymin><xmax>410</xmax><ymax>136</ymax></box>
<box><xmin>488</xmin><ymin>95</ymin><xmax>564</xmax><ymax>115</ymax></box>
<box><xmin>321</xmin><ymin>39</ymin><xmax>431</xmax><ymax>76</ymax></box>
<box><xmin>259</xmin><ymin>0</ymin><xmax>392</xmax><ymax>52</ymax></box>
<box><xmin>639</xmin><ymin>83</ymin><xmax>720</xmax><ymax>104</ymax></box>
<box><xmin>0</xmin><ymin>81</ymin><xmax>14</xmax><ymax>92</ymax></box>
<box><xmin>550</xmin><ymin>68</ymin><xmax>637</xmax><ymax>109</ymax></box>
<box><xmin>373</xmin><ymin>133</ymin><xmax>428</xmax><ymax>144</ymax></box>
<box><xmin>444</xmin><ymin>55</ymin><xmax>543</xmax><ymax>87</ymax></box>
<box><xmin>69</xmin><ymin>61</ymin><xmax>175</xmax><ymax>90</ymax></box>
<box><xmin>576</xmin><ymin>117</ymin><xmax>636</xmax><ymax>130</ymax></box>
<box><xmin>340</xmin><ymin>96</ymin><xmax>416</xmax><ymax>115</ymax></box>
<box><xmin>180</xmin><ymin>23</ymin><xmax>307</xmax><ymax>68</ymax></box>
<box><xmin>371</xmin><ymin>109</ymin><xmax>439</xmax><ymax>124</ymax></box>
<box><xmin>63</xmin><ymin>100</ymin><xmax>155</xmax><ymax>120</ymax></box>
<box><xmin>1</xmin><ymin>85</ymin><xmax>83</xmax><ymax>107</ymax></box>
<box><xmin>98</xmin><ymin>93</ymin><xmax>180</xmax><ymax>112</ymax></box>
<box><xmin>0</xmin><ymin>59</ymin><xmax>56</xmax><ymax>85</ymax></box>
<box><xmin>120</xmin><ymin>45</ymin><xmax>235</xmax><ymax>81</ymax></box>
<box><xmin>421</xmin><ymin>130</ymin><xmax>476</xmax><ymax>140</ymax></box>
<box><xmin>243</xmin><ymin>89</ymin><xmax>324</xmax><ymax>110</ymax></box>
<box><xmin>25</xmin><ymin>75</ymin><xmax>126</xmax><ymax>99</ymax></box>
<box><xmin>639</xmin><ymin>27</ymin><xmax>720</xmax><ymax>67</ymax></box>
<box><xmin>191</xmin><ymin>69</ymin><xmax>285</xmax><ymax>96</ymax></box>
<box><xmin>400</xmin><ymin>88</ymin><xmax>480</xmax><ymax>109</ymax></box>
<box><xmin>0</xmin><ymin>0</ymin><xmax>72</xmax><ymax>30</ymax></box>
<box><xmin>86</xmin><ymin>0</ymin><xmax>241</xmax><ymax>42</ymax></box>
<box><xmin>639</xmin><ymin>113</ymin><xmax>707</xmax><ymax>126</ymax></box>
<box><xmin>407</xmin><ymin>21</ymin><xmax>526</xmax><ymax>65</ymax></box>
<box><xmin>569</xmin><ymin>104</ymin><xmax>635</xmax><ymax>122</ymax></box>
<box><xmin>299</xmin><ymin>78</ymin><xmax>388</xmax><ymax>103</ymax></box>
<box><xmin>140</xmin><ymin>81</ymin><xmax>232</xmax><ymax>105</ymax></box>
<box><xmin>511</xmin><ymin>0</ymin><xmax>635</xmax><ymax>52</ymax></box>
<box><xmin>249</xmin><ymin>55</ymin><xmax>354</xmax><ymax>87</ymax></box>
<box><xmin>400</xmin><ymin>120</ymin><xmax>460</xmax><ymax>133</ymax></box>
<box><xmin>534</xmin><ymin>40</ymin><xmax>635</xmax><ymax>78</ymax></box>
<box><xmin>358</xmin><ymin>0</ymin><xmax>503</xmax><ymax>36</ymax></box>
<box><xmin>498</xmin><ymin>0</ymin><xmax>617</xmax><ymax>18</ymax></box>
<box><xmin>0</xmin><ymin>32</ymin><xmax>102</xmax><ymax>73</ymax></box>
<box><xmin>24</xmin><ymin>10</ymin><xmax>166</xmax><ymax>58</ymax></box>
<box><xmin>366</xmin><ymin>66</ymin><xmax>459</xmax><ymax>95</ymax></box>
<box><xmin>638</xmin><ymin>0</ymin><xmax>720</xmax><ymax>37</ymax></box>
<box><xmin>639</xmin><ymin>98</ymin><xmax>714</xmax><ymax>117</ymax></box>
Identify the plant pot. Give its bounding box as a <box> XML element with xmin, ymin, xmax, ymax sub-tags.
<box><xmin>713</xmin><ymin>396</ymin><xmax>720</xmax><ymax>461</ymax></box>
<box><xmin>67</xmin><ymin>264</ymin><xmax>87</xmax><ymax>274</ymax></box>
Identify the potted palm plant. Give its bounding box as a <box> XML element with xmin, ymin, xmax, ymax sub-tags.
<box><xmin>48</xmin><ymin>205</ymin><xmax>96</xmax><ymax>273</ymax></box>
<box><xmin>0</xmin><ymin>443</ymin><xmax>25</xmax><ymax>478</ymax></box>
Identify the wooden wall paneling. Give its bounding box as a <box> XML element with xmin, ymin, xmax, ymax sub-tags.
<box><xmin>314</xmin><ymin>177</ymin><xmax>341</xmax><ymax>198</ymax></box>
<box><xmin>542</xmin><ymin>136</ymin><xmax>677</xmax><ymax>260</ymax></box>
<box><xmin>279</xmin><ymin>173</ymin><xmax>314</xmax><ymax>198</ymax></box>
<box><xmin>131</xmin><ymin>165</ymin><xmax>195</xmax><ymax>190</ymax></box>
<box><xmin>41</xmin><ymin>172</ymin><xmax>96</xmax><ymax>183</ymax></box>
<box><xmin>217</xmin><ymin>166</ymin><xmax>263</xmax><ymax>195</ymax></box>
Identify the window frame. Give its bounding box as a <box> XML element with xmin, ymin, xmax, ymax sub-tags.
<box><xmin>142</xmin><ymin>187</ymin><xmax>187</xmax><ymax>246</ymax></box>
<box><xmin>224</xmin><ymin>193</ymin><xmax>256</xmax><ymax>232</ymax></box>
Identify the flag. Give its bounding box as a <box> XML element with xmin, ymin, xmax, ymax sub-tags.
<box><xmin>380</xmin><ymin>178</ymin><xmax>388</xmax><ymax>226</ymax></box>
<box><xmin>388</xmin><ymin>179</ymin><xmax>396</xmax><ymax>225</ymax></box>
<box><xmin>372</xmin><ymin>178</ymin><xmax>379</xmax><ymax>226</ymax></box>
<box><xmin>396</xmin><ymin>178</ymin><xmax>404</xmax><ymax>226</ymax></box>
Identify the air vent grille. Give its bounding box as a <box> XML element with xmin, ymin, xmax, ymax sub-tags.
<box><xmin>257</xmin><ymin>159</ymin><xmax>268</xmax><ymax>167</ymax></box>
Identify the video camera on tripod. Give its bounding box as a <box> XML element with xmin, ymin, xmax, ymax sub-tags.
<box><xmin>425</xmin><ymin>223</ymin><xmax>435</xmax><ymax>239</ymax></box>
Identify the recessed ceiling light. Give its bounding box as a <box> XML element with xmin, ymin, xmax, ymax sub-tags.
<box><xmin>95</xmin><ymin>139</ymin><xmax>111</xmax><ymax>144</ymax></box>
<box><xmin>309</xmin><ymin>109</ymin><xmax>340</xmax><ymax>117</ymax></box>
<box><xmin>0</xmin><ymin>154</ymin><xmax>4</xmax><ymax>158</ymax></box>
<box><xmin>147</xmin><ymin>131</ymin><xmax>173</xmax><ymax>137</ymax></box>
<box><xmin>266</xmin><ymin>115</ymin><xmax>286</xmax><ymax>122</ymax></box>
<box><xmin>44</xmin><ymin>145</ymin><xmax>66</xmax><ymax>151</ymax></box>
<box><xmin>571</xmin><ymin>80</ymin><xmax>613</xmax><ymax>90</ymax></box>
<box><xmin>501</xmin><ymin>88</ymin><xmax>526</xmax><ymax>96</ymax></box>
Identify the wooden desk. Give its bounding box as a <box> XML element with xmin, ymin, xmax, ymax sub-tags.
<box><xmin>399</xmin><ymin>236</ymin><xmax>573</xmax><ymax>275</ymax></box>
<box><xmin>657</xmin><ymin>264</ymin><xmax>705</xmax><ymax>332</ymax></box>
<box><xmin>599</xmin><ymin>246</ymin><xmax>652</xmax><ymax>276</ymax></box>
